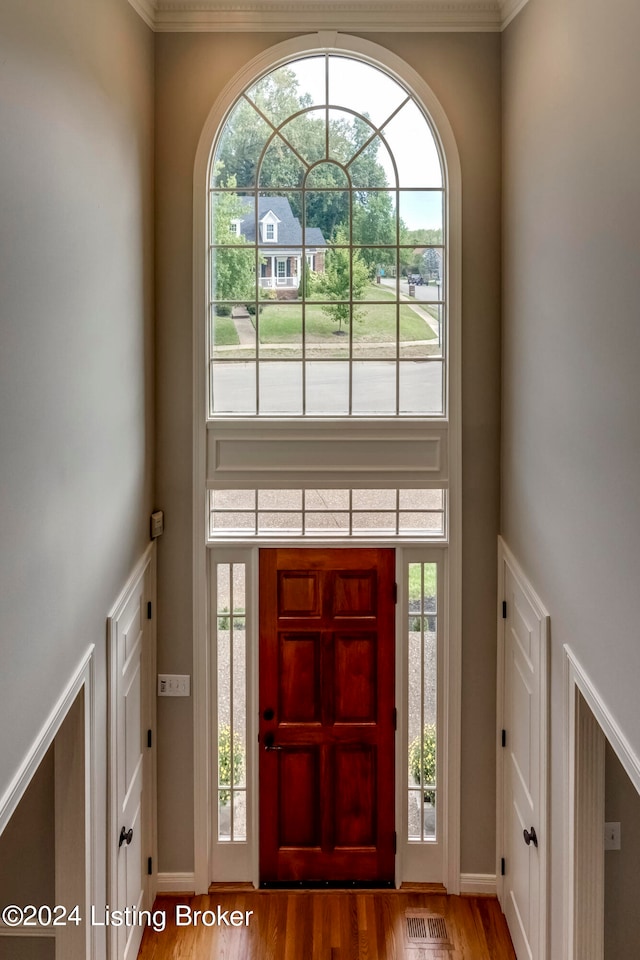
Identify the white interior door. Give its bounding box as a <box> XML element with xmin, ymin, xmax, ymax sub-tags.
<box><xmin>108</xmin><ymin>554</ymin><xmax>155</xmax><ymax>960</ymax></box>
<box><xmin>499</xmin><ymin>548</ymin><xmax>548</xmax><ymax>960</ymax></box>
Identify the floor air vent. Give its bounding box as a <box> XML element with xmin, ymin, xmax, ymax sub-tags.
<box><xmin>405</xmin><ymin>911</ymin><xmax>451</xmax><ymax>946</ymax></box>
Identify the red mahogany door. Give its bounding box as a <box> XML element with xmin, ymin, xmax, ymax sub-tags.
<box><xmin>259</xmin><ymin>548</ymin><xmax>395</xmax><ymax>885</ymax></box>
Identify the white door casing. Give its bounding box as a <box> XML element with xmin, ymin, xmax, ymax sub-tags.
<box><xmin>108</xmin><ymin>545</ymin><xmax>156</xmax><ymax>960</ymax></box>
<box><xmin>497</xmin><ymin>538</ymin><xmax>549</xmax><ymax>960</ymax></box>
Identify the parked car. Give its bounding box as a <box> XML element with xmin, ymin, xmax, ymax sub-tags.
<box><xmin>408</xmin><ymin>274</ymin><xmax>424</xmax><ymax>285</ymax></box>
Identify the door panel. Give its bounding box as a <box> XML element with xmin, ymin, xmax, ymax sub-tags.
<box><xmin>259</xmin><ymin>548</ymin><xmax>395</xmax><ymax>884</ymax></box>
<box><xmin>501</xmin><ymin>561</ymin><xmax>548</xmax><ymax>960</ymax></box>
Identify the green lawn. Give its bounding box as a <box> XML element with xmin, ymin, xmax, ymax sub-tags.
<box><xmin>408</xmin><ymin>562</ymin><xmax>438</xmax><ymax>602</ymax></box>
<box><xmin>212</xmin><ymin>314</ymin><xmax>240</xmax><ymax>346</ymax></box>
<box><xmin>257</xmin><ymin>285</ymin><xmax>436</xmax><ymax>344</ymax></box>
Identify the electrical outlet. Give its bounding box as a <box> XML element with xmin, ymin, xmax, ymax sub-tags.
<box><xmin>157</xmin><ymin>674</ymin><xmax>190</xmax><ymax>697</ymax></box>
<box><xmin>604</xmin><ymin>821</ymin><xmax>621</xmax><ymax>850</ymax></box>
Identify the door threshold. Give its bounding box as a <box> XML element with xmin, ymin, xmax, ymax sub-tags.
<box><xmin>260</xmin><ymin>880</ymin><xmax>395</xmax><ymax>890</ymax></box>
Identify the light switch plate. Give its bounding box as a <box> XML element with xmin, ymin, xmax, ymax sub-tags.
<box><xmin>604</xmin><ymin>821</ymin><xmax>621</xmax><ymax>850</ymax></box>
<box><xmin>158</xmin><ymin>674</ymin><xmax>190</xmax><ymax>697</ymax></box>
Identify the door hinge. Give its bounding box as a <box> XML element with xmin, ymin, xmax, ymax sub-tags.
<box><xmin>501</xmin><ymin>729</ymin><xmax>506</xmax><ymax>748</ymax></box>
<box><xmin>394</xmin><ymin>832</ymin><xmax>397</xmax><ymax>854</ymax></box>
<box><xmin>147</xmin><ymin>601</ymin><xmax>153</xmax><ymax>620</ymax></box>
<box><xmin>148</xmin><ymin>857</ymin><xmax>153</xmax><ymax>876</ymax></box>
<box><xmin>501</xmin><ymin>857</ymin><xmax>506</xmax><ymax>876</ymax></box>
<box><xmin>393</xmin><ymin>707</ymin><xmax>397</xmax><ymax>731</ymax></box>
<box><xmin>502</xmin><ymin>600</ymin><xmax>507</xmax><ymax>619</ymax></box>
<box><xmin>147</xmin><ymin>729</ymin><xmax>153</xmax><ymax>748</ymax></box>
<box><xmin>393</xmin><ymin>582</ymin><xmax>398</xmax><ymax>604</ymax></box>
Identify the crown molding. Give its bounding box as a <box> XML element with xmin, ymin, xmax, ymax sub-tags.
<box><xmin>127</xmin><ymin>0</ymin><xmax>532</xmax><ymax>32</ymax></box>
<box><xmin>128</xmin><ymin>0</ymin><xmax>156</xmax><ymax>29</ymax></box>
<box><xmin>500</xmin><ymin>0</ymin><xmax>530</xmax><ymax>29</ymax></box>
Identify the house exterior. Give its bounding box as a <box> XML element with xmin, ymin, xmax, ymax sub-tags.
<box><xmin>235</xmin><ymin>196</ymin><xmax>326</xmax><ymax>291</ymax></box>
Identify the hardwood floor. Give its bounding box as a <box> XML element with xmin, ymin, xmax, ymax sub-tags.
<box><xmin>137</xmin><ymin>891</ymin><xmax>516</xmax><ymax>959</ymax></box>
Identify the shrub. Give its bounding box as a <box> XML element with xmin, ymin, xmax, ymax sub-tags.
<box><xmin>218</xmin><ymin>724</ymin><xmax>245</xmax><ymax>805</ymax></box>
<box><xmin>215</xmin><ymin>304</ymin><xmax>232</xmax><ymax>317</ymax></box>
<box><xmin>408</xmin><ymin>724</ymin><xmax>436</xmax><ymax>804</ymax></box>
<box><xmin>246</xmin><ymin>303</ymin><xmax>263</xmax><ymax>316</ymax></box>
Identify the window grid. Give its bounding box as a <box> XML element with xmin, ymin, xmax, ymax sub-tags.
<box><xmin>209</xmin><ymin>489</ymin><xmax>446</xmax><ymax>541</ymax></box>
<box><xmin>208</xmin><ymin>54</ymin><xmax>446</xmax><ymax>418</ymax></box>
<box><xmin>407</xmin><ymin>561</ymin><xmax>438</xmax><ymax>843</ymax></box>
<box><xmin>215</xmin><ymin>562</ymin><xmax>247</xmax><ymax>842</ymax></box>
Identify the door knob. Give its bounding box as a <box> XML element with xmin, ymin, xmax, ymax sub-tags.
<box><xmin>523</xmin><ymin>826</ymin><xmax>538</xmax><ymax>848</ymax></box>
<box><xmin>119</xmin><ymin>826</ymin><xmax>134</xmax><ymax>848</ymax></box>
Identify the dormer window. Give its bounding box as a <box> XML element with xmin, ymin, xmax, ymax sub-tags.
<box><xmin>230</xmin><ymin>219</ymin><xmax>241</xmax><ymax>237</ymax></box>
<box><xmin>260</xmin><ymin>211</ymin><xmax>279</xmax><ymax>242</ymax></box>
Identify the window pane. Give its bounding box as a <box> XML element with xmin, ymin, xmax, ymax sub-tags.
<box><xmin>280</xmin><ymin>110</ymin><xmax>326</xmax><ymax>165</ymax></box>
<box><xmin>398</xmin><ymin>360</ymin><xmax>443</xmax><ymax>415</ymax></box>
<box><xmin>210</xmin><ymin>247</ymin><xmax>257</xmax><ymax>303</ymax></box>
<box><xmin>248</xmin><ymin>58</ymin><xmax>326</xmax><ymax>123</ymax></box>
<box><xmin>212</xmin><ymin>103</ymin><xmax>272</xmax><ymax>187</ymax></box>
<box><xmin>399</xmin><ymin>512</ymin><xmax>444</xmax><ymax>535</ymax></box>
<box><xmin>257</xmin><ymin>512</ymin><xmax>302</xmax><ymax>535</ymax></box>
<box><xmin>399</xmin><ymin>191</ymin><xmax>443</xmax><ymax>238</ymax></box>
<box><xmin>352</xmin><ymin>489</ymin><xmax>396</xmax><ymax>509</ymax></box>
<box><xmin>211</xmin><ymin>512</ymin><xmax>255</xmax><ymax>536</ymax></box>
<box><xmin>352</xmin><ymin>192</ymin><xmax>397</xmax><ymax>246</ymax></box>
<box><xmin>304</xmin><ymin>512</ymin><xmax>350</xmax><ymax>535</ymax></box>
<box><xmin>259</xmin><ymin>361</ymin><xmax>303</xmax><ymax>415</ymax></box>
<box><xmin>327</xmin><ymin>110</ymin><xmax>375</xmax><ymax>166</ymax></box>
<box><xmin>233</xmin><ymin>791</ymin><xmax>247</xmax><ymax>842</ymax></box>
<box><xmin>352</xmin><ymin>303</ymin><xmax>397</xmax><ymax>359</ymax></box>
<box><xmin>305</xmin><ymin>489</ymin><xmax>349</xmax><ymax>509</ymax></box>
<box><xmin>211</xmin><ymin>361</ymin><xmax>256</xmax><ymax>415</ymax></box>
<box><xmin>305</xmin><ymin>361</ymin><xmax>349</xmax><ymax>414</ymax></box>
<box><xmin>304</xmin><ymin>192</ymin><xmax>348</xmax><ymax>246</ymax></box>
<box><xmin>258</xmin><ymin>489</ymin><xmax>302</xmax><ymax>509</ymax></box>
<box><xmin>348</xmin><ymin>135</ymin><xmax>396</xmax><ymax>188</ymax></box>
<box><xmin>306</xmin><ymin>160</ymin><xmax>349</xmax><ymax>190</ymax></box>
<box><xmin>258</xmin><ymin>302</ymin><xmax>303</xmax><ymax>357</ymax></box>
<box><xmin>259</xmin><ymin>136</ymin><xmax>307</xmax><ymax>188</ymax></box>
<box><xmin>329</xmin><ymin>56</ymin><xmax>407</xmax><ymax>128</ymax></box>
<box><xmin>400</xmin><ymin>303</ymin><xmax>442</xmax><ymax>359</ymax></box>
<box><xmin>399</xmin><ymin>489</ymin><xmax>443</xmax><ymax>510</ymax></box>
<box><xmin>352</xmin><ymin>512</ymin><xmax>396</xmax><ymax>533</ymax></box>
<box><xmin>352</xmin><ymin>361</ymin><xmax>396</xmax><ymax>415</ymax></box>
<box><xmin>210</xmin><ymin>305</ymin><xmax>252</xmax><ymax>360</ymax></box>
<box><xmin>381</xmin><ymin>101</ymin><xmax>442</xmax><ymax>188</ymax></box>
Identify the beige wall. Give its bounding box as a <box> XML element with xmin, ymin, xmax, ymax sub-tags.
<box><xmin>502</xmin><ymin>0</ymin><xmax>640</xmax><ymax>952</ymax></box>
<box><xmin>0</xmin><ymin>746</ymin><xmax>54</xmax><ymax>910</ymax></box>
<box><xmin>0</xmin><ymin>1</ymin><xmax>154</xmax><ymax>952</ymax></box>
<box><xmin>605</xmin><ymin>742</ymin><xmax>640</xmax><ymax>958</ymax></box>
<box><xmin>155</xmin><ymin>30</ymin><xmax>501</xmax><ymax>874</ymax></box>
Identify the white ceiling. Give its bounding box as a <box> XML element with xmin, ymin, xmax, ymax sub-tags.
<box><xmin>129</xmin><ymin>0</ymin><xmax>529</xmax><ymax>32</ymax></box>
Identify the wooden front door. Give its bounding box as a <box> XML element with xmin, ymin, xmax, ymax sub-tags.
<box><xmin>259</xmin><ymin>548</ymin><xmax>396</xmax><ymax>885</ymax></box>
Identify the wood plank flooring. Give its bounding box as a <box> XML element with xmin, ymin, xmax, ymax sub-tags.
<box><xmin>137</xmin><ymin>891</ymin><xmax>516</xmax><ymax>959</ymax></box>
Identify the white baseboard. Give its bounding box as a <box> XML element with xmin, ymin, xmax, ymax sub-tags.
<box><xmin>156</xmin><ymin>872</ymin><xmax>197</xmax><ymax>894</ymax></box>
<box><xmin>459</xmin><ymin>873</ymin><xmax>497</xmax><ymax>896</ymax></box>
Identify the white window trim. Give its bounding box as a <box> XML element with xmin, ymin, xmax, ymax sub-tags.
<box><xmin>192</xmin><ymin>32</ymin><xmax>462</xmax><ymax>895</ymax></box>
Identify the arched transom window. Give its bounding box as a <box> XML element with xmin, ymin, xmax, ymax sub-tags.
<box><xmin>208</xmin><ymin>54</ymin><xmax>446</xmax><ymax>418</ymax></box>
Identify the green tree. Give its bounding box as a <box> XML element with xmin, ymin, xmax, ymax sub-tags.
<box><xmin>352</xmin><ymin>190</ymin><xmax>396</xmax><ymax>279</ymax></box>
<box><xmin>309</xmin><ymin>227</ymin><xmax>369</xmax><ymax>332</ymax></box>
<box><xmin>212</xmin><ymin>166</ymin><xmax>256</xmax><ymax>304</ymax></box>
<box><xmin>215</xmin><ymin>68</ymin><xmax>391</xmax><ymax>241</ymax></box>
